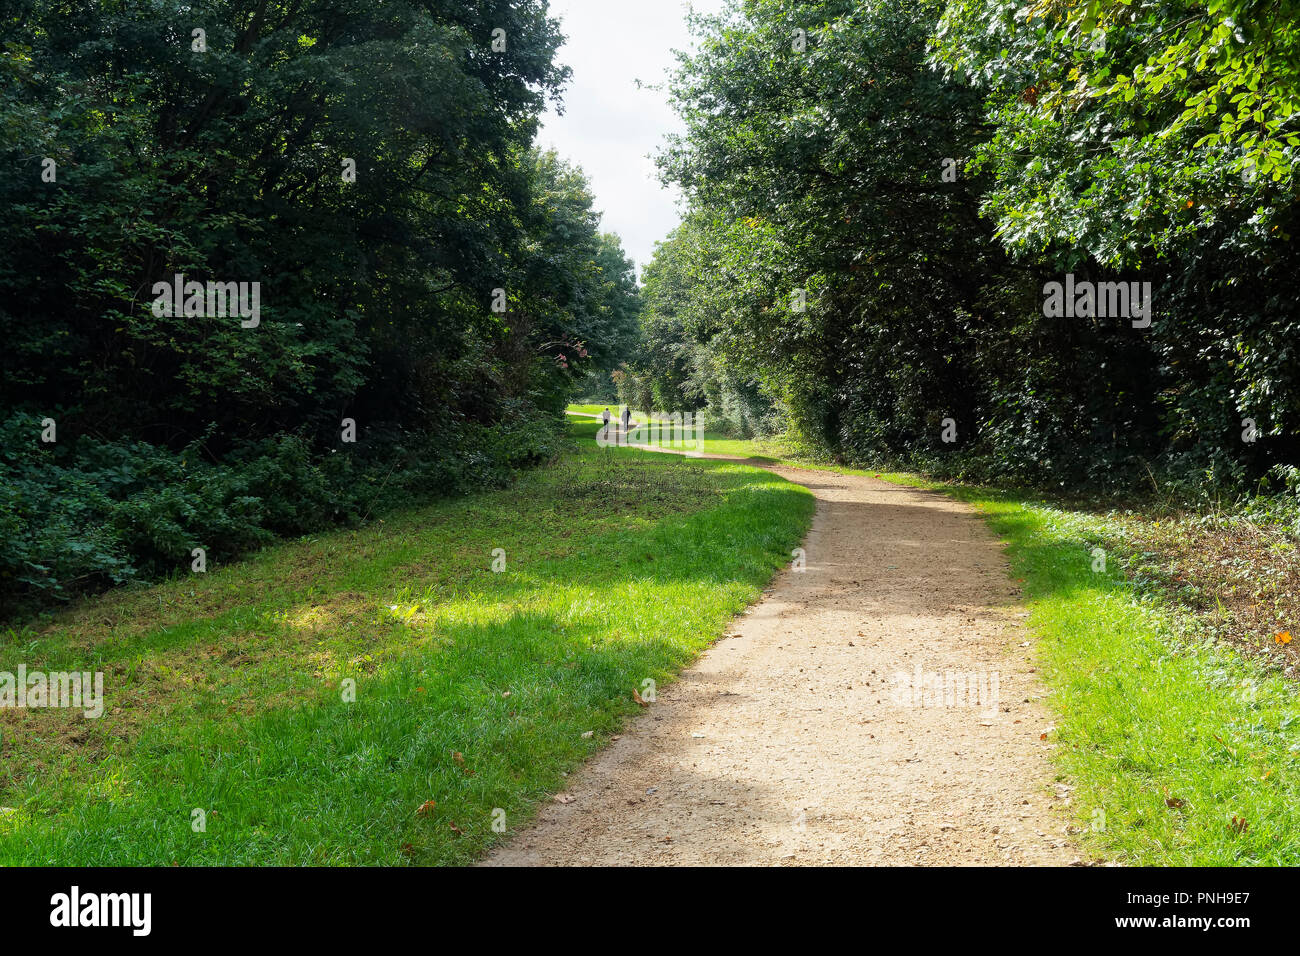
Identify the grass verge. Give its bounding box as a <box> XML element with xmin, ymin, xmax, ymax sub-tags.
<box><xmin>0</xmin><ymin>420</ymin><xmax>813</xmax><ymax>864</ymax></box>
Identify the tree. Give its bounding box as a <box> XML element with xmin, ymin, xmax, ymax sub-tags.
<box><xmin>0</xmin><ymin>1</ymin><xmax>642</xmax><ymax>608</ymax></box>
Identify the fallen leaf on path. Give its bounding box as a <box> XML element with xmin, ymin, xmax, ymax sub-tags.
<box><xmin>632</xmin><ymin>688</ymin><xmax>648</xmax><ymax>707</ymax></box>
<box><xmin>554</xmin><ymin>794</ymin><xmax>576</xmax><ymax>804</ymax></box>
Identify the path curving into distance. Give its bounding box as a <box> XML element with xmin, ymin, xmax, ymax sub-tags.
<box><xmin>484</xmin><ymin>443</ymin><xmax>1078</xmax><ymax>866</ymax></box>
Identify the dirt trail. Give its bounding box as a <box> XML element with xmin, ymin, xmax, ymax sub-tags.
<box><xmin>484</xmin><ymin>451</ymin><xmax>1078</xmax><ymax>866</ymax></box>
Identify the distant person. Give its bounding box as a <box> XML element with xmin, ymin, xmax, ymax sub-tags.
<box><xmin>621</xmin><ymin>406</ymin><xmax>632</xmax><ymax>441</ymax></box>
<box><xmin>599</xmin><ymin>406</ymin><xmax>612</xmax><ymax>445</ymax></box>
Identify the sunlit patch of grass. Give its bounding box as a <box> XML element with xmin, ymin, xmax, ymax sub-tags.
<box><xmin>564</xmin><ymin>405</ymin><xmax>804</xmax><ymax>461</ymax></box>
<box><xmin>564</xmin><ymin>403</ymin><xmax>665</xmax><ymax>421</ymax></box>
<box><xmin>565</xmin><ymin>404</ymin><xmax>737</xmax><ymax>431</ymax></box>
<box><xmin>0</xmin><ymin>419</ymin><xmax>813</xmax><ymax>864</ymax></box>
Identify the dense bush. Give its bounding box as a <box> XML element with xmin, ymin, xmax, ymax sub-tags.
<box><xmin>0</xmin><ymin>407</ymin><xmax>559</xmax><ymax>614</ymax></box>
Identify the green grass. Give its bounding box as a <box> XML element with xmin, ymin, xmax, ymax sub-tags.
<box><xmin>0</xmin><ymin>420</ymin><xmax>813</xmax><ymax>864</ymax></box>
<box><xmin>565</xmin><ymin>405</ymin><xmax>791</xmax><ymax>461</ymax></box>
<box><xmin>12</xmin><ymin>409</ymin><xmax>1292</xmax><ymax>865</ymax></box>
<box><xmin>664</xmin><ymin>431</ymin><xmax>787</xmax><ymax>461</ymax></box>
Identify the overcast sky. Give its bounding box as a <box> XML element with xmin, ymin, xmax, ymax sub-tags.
<box><xmin>536</xmin><ymin>0</ymin><xmax>729</xmax><ymax>277</ymax></box>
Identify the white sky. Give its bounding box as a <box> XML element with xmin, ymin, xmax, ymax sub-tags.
<box><xmin>537</xmin><ymin>0</ymin><xmax>729</xmax><ymax>277</ymax></box>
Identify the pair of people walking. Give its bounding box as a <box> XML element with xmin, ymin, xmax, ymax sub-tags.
<box><xmin>601</xmin><ymin>406</ymin><xmax>632</xmax><ymax>443</ymax></box>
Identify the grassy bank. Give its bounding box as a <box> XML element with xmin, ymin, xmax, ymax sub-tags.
<box><xmin>0</xmin><ymin>420</ymin><xmax>813</xmax><ymax>864</ymax></box>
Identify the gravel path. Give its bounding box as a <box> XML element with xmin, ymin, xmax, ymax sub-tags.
<box><xmin>484</xmin><ymin>456</ymin><xmax>1078</xmax><ymax>866</ymax></box>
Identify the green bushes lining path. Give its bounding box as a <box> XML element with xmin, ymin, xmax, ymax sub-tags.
<box><xmin>1</xmin><ymin>3</ymin><xmax>643</xmax><ymax>614</ymax></box>
<box><xmin>1</xmin><ymin>406</ymin><xmax>560</xmax><ymax>617</ymax></box>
